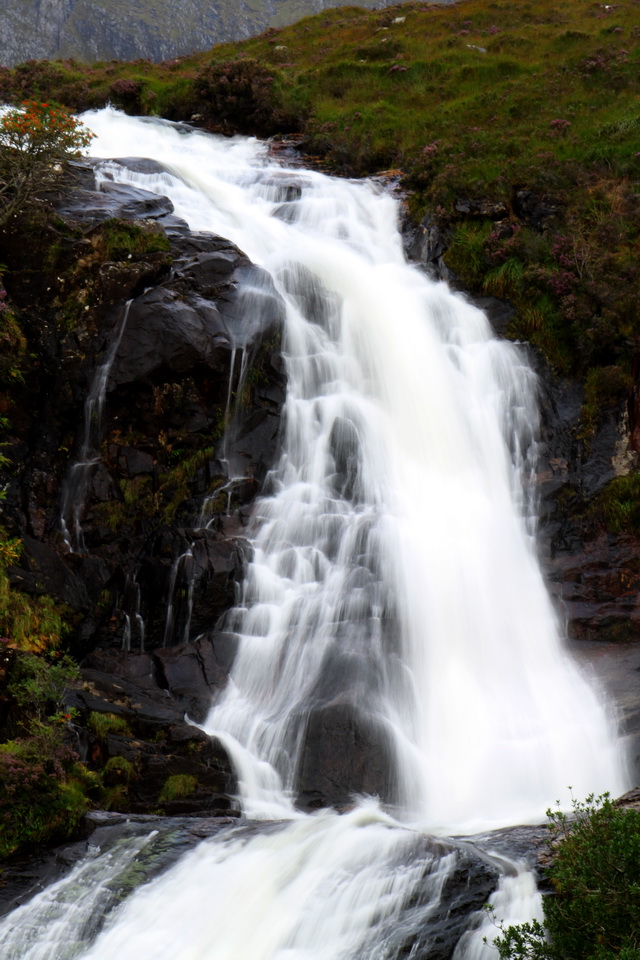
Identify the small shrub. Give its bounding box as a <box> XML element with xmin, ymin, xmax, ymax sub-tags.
<box><xmin>0</xmin><ymin>719</ymin><xmax>89</xmax><ymax>858</ymax></box>
<box><xmin>593</xmin><ymin>473</ymin><xmax>640</xmax><ymax>535</ymax></box>
<box><xmin>108</xmin><ymin>78</ymin><xmax>143</xmax><ymax>111</ymax></box>
<box><xmin>195</xmin><ymin>59</ymin><xmax>291</xmax><ymax>135</ymax></box>
<box><xmin>0</xmin><ymin>532</ymin><xmax>71</xmax><ymax>653</ymax></box>
<box><xmin>158</xmin><ymin>773</ymin><xmax>198</xmax><ymax>802</ymax></box>
<box><xmin>0</xmin><ymin>100</ymin><xmax>94</xmax><ymax>227</ymax></box>
<box><xmin>493</xmin><ymin>794</ymin><xmax>640</xmax><ymax>960</ymax></box>
<box><xmin>87</xmin><ymin>711</ymin><xmax>131</xmax><ymax>740</ymax></box>
<box><xmin>103</xmin><ymin>755</ymin><xmax>136</xmax><ymax>785</ymax></box>
<box><xmin>7</xmin><ymin>651</ymin><xmax>79</xmax><ymax>723</ymax></box>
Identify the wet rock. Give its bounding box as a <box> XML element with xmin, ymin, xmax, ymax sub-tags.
<box><xmin>0</xmin><ymin>815</ymin><xmax>239</xmax><ymax>921</ymax></box>
<box><xmin>10</xmin><ymin>537</ymin><xmax>109</xmax><ymax>612</ymax></box>
<box><xmin>71</xmin><ymin>647</ymin><xmax>237</xmax><ymax>813</ymax></box>
<box><xmin>394</xmin><ymin>838</ymin><xmax>501</xmax><ymax>960</ymax></box>
<box><xmin>117</xmin><ymin>447</ymin><xmax>155</xmax><ymax>477</ymax></box>
<box><xmin>467</xmin><ymin>294</ymin><xmax>515</xmax><ymax>338</ymax></box>
<box><xmin>136</xmin><ymin>530</ymin><xmax>251</xmax><ymax>650</ymax></box>
<box><xmin>153</xmin><ymin>631</ymin><xmax>239</xmax><ymax>723</ymax></box>
<box><xmin>296</xmin><ymin>700</ymin><xmax>397</xmax><ymax>810</ymax></box>
<box><xmin>572</xmin><ymin>642</ymin><xmax>640</xmax><ymax>781</ymax></box>
<box><xmin>404</xmin><ymin>212</ymin><xmax>451</xmax><ymax>281</ymax></box>
<box><xmin>57</xmin><ymin>167</ymin><xmax>175</xmax><ymax>225</ymax></box>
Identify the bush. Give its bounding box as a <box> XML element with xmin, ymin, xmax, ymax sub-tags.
<box><xmin>0</xmin><ymin>730</ymin><xmax>89</xmax><ymax>859</ymax></box>
<box><xmin>87</xmin><ymin>711</ymin><xmax>131</xmax><ymax>740</ymax></box>
<box><xmin>7</xmin><ymin>651</ymin><xmax>79</xmax><ymax>722</ymax></box>
<box><xmin>493</xmin><ymin>794</ymin><xmax>640</xmax><ymax>960</ymax></box>
<box><xmin>0</xmin><ymin>653</ymin><xmax>91</xmax><ymax>860</ymax></box>
<box><xmin>195</xmin><ymin>59</ymin><xmax>291</xmax><ymax>135</ymax></box>
<box><xmin>0</xmin><ymin>100</ymin><xmax>94</xmax><ymax>227</ymax></box>
<box><xmin>158</xmin><ymin>773</ymin><xmax>198</xmax><ymax>802</ymax></box>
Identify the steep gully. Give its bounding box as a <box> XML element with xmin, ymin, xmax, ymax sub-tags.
<box><xmin>0</xmin><ymin>109</ymin><xmax>631</xmax><ymax>958</ymax></box>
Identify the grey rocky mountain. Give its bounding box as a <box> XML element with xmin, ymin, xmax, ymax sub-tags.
<box><xmin>0</xmin><ymin>0</ymin><xmax>427</xmax><ymax>66</ymax></box>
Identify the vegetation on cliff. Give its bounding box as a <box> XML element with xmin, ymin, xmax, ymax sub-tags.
<box><xmin>493</xmin><ymin>794</ymin><xmax>640</xmax><ymax>960</ymax></box>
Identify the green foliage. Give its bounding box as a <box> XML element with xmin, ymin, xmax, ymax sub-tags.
<box><xmin>0</xmin><ymin>100</ymin><xmax>94</xmax><ymax>227</ymax></box>
<box><xmin>158</xmin><ymin>773</ymin><xmax>198</xmax><ymax>802</ymax></box>
<box><xmin>0</xmin><ymin>651</ymin><xmax>91</xmax><ymax>860</ymax></box>
<box><xmin>0</xmin><ymin>735</ymin><xmax>90</xmax><ymax>859</ymax></box>
<box><xmin>103</xmin><ymin>755</ymin><xmax>137</xmax><ymax>784</ymax></box>
<box><xmin>87</xmin><ymin>711</ymin><xmax>131</xmax><ymax>740</ymax></box>
<box><xmin>580</xmin><ymin>366</ymin><xmax>631</xmax><ymax>438</ymax></box>
<box><xmin>444</xmin><ymin>221</ymin><xmax>491</xmax><ymax>289</ymax></box>
<box><xmin>100</xmin><ymin>218</ymin><xmax>171</xmax><ymax>261</ymax></box>
<box><xmin>593</xmin><ymin>474</ymin><xmax>640</xmax><ymax>536</ymax></box>
<box><xmin>7</xmin><ymin>652</ymin><xmax>79</xmax><ymax>724</ymax></box>
<box><xmin>0</xmin><ymin>533</ymin><xmax>70</xmax><ymax>653</ymax></box>
<box><xmin>493</xmin><ymin>794</ymin><xmax>640</xmax><ymax>960</ymax></box>
<box><xmin>0</xmin><ymin>271</ymin><xmax>26</xmax><ymax>386</ymax></box>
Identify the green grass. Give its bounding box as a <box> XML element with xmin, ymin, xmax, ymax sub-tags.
<box><xmin>0</xmin><ymin>0</ymin><xmax>639</xmax><ymax>374</ymax></box>
<box><xmin>158</xmin><ymin>773</ymin><xmax>198</xmax><ymax>802</ymax></box>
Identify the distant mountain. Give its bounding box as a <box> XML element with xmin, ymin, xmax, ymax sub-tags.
<box><xmin>0</xmin><ymin>0</ymin><xmax>426</xmax><ymax>66</ymax></box>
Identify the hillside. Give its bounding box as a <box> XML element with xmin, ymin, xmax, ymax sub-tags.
<box><xmin>0</xmin><ymin>0</ymin><xmax>415</xmax><ymax>66</ymax></box>
<box><xmin>2</xmin><ymin>0</ymin><xmax>638</xmax><ymax>378</ymax></box>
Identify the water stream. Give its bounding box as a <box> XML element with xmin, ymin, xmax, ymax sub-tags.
<box><xmin>1</xmin><ymin>108</ymin><xmax>629</xmax><ymax>959</ymax></box>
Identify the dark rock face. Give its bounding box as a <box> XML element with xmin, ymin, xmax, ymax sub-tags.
<box><xmin>70</xmin><ymin>645</ymin><xmax>238</xmax><ymax>813</ymax></box>
<box><xmin>535</xmin><ymin>366</ymin><xmax>640</xmax><ymax>644</ymax></box>
<box><xmin>0</xmin><ymin>159</ymin><xmax>288</xmax><ymax>815</ymax></box>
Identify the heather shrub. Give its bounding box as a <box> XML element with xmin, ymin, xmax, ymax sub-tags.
<box><xmin>195</xmin><ymin>59</ymin><xmax>292</xmax><ymax>135</ymax></box>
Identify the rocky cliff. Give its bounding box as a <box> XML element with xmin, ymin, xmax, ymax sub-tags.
<box><xmin>0</xmin><ymin>0</ymin><xmax>425</xmax><ymax>66</ymax></box>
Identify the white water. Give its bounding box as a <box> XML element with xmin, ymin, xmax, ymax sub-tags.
<box><xmin>0</xmin><ymin>107</ymin><xmax>627</xmax><ymax>959</ymax></box>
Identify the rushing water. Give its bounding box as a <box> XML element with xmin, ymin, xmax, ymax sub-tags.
<box><xmin>0</xmin><ymin>108</ymin><xmax>628</xmax><ymax>959</ymax></box>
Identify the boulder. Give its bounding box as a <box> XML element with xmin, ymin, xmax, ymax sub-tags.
<box><xmin>296</xmin><ymin>700</ymin><xmax>397</xmax><ymax>810</ymax></box>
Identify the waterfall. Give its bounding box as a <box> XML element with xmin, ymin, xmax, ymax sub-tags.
<box><xmin>0</xmin><ymin>107</ymin><xmax>627</xmax><ymax>959</ymax></box>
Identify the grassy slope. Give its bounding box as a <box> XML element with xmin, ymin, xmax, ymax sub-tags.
<box><xmin>1</xmin><ymin>0</ymin><xmax>639</xmax><ymax>378</ymax></box>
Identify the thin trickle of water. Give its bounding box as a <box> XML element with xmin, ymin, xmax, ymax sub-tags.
<box><xmin>1</xmin><ymin>107</ymin><xmax>625</xmax><ymax>960</ymax></box>
<box><xmin>122</xmin><ymin>613</ymin><xmax>131</xmax><ymax>652</ymax></box>
<box><xmin>60</xmin><ymin>300</ymin><xmax>132</xmax><ymax>553</ymax></box>
<box><xmin>162</xmin><ymin>547</ymin><xmax>193</xmax><ymax>647</ymax></box>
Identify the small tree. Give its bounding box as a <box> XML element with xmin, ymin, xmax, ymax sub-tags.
<box><xmin>0</xmin><ymin>99</ymin><xmax>93</xmax><ymax>227</ymax></box>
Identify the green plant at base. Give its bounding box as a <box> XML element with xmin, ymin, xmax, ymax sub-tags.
<box><xmin>0</xmin><ymin>528</ymin><xmax>71</xmax><ymax>653</ymax></box>
<box><xmin>87</xmin><ymin>711</ymin><xmax>131</xmax><ymax>741</ymax></box>
<box><xmin>103</xmin><ymin>755</ymin><xmax>137</xmax><ymax>785</ymax></box>
<box><xmin>158</xmin><ymin>773</ymin><xmax>198</xmax><ymax>803</ymax></box>
<box><xmin>492</xmin><ymin>794</ymin><xmax>640</xmax><ymax>960</ymax></box>
<box><xmin>593</xmin><ymin>474</ymin><xmax>640</xmax><ymax>536</ymax></box>
<box><xmin>100</xmin><ymin>218</ymin><xmax>171</xmax><ymax>261</ymax></box>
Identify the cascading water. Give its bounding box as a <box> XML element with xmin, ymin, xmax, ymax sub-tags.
<box><xmin>0</xmin><ymin>108</ymin><xmax>628</xmax><ymax>960</ymax></box>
